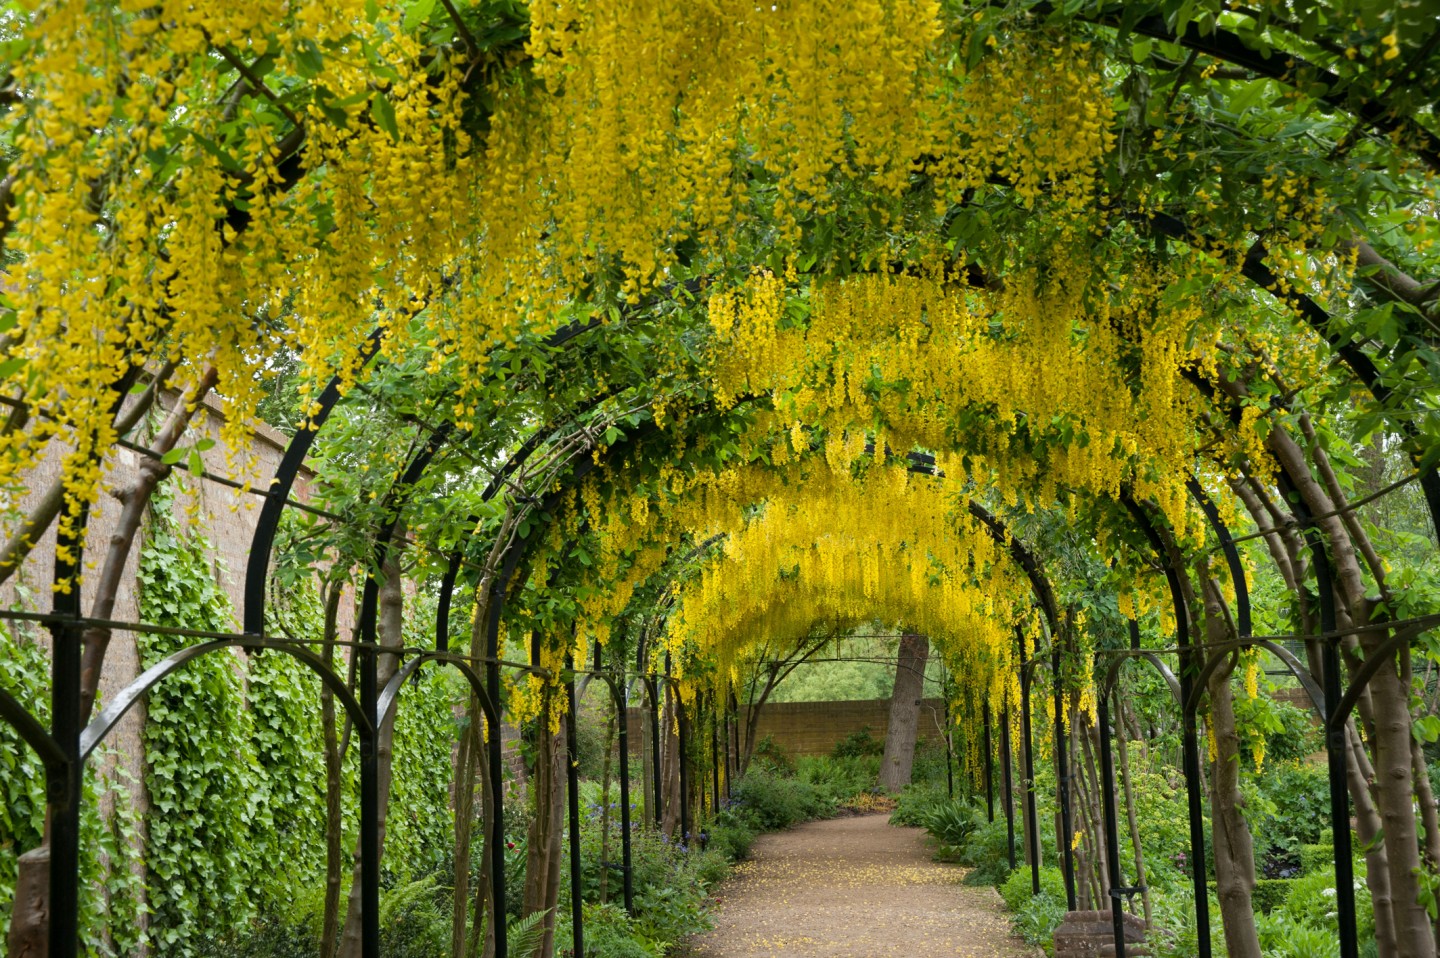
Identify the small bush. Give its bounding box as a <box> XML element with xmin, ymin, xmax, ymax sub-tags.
<box><xmin>727</xmin><ymin>768</ymin><xmax>819</xmax><ymax>830</ymax></box>
<box><xmin>832</xmin><ymin>726</ymin><xmax>883</xmax><ymax>758</ymax></box>
<box><xmin>708</xmin><ymin>822</ymin><xmax>757</xmax><ymax>861</ymax></box>
<box><xmin>555</xmin><ymin>902</ymin><xmax>663</xmax><ymax>958</ymax></box>
<box><xmin>750</xmin><ymin>735</ymin><xmax>794</xmax><ymax>774</ymax></box>
<box><xmin>1281</xmin><ymin>859</ymin><xmax>1374</xmax><ymax>943</ymax></box>
<box><xmin>923</xmin><ymin>800</ymin><xmax>981</xmax><ymax>850</ymax></box>
<box><xmin>1255</xmin><ymin>911</ymin><xmax>1341</xmax><ymax>958</ymax></box>
<box><xmin>958</xmin><ymin>815</ymin><xmax>1023</xmax><ymax>888</ymax></box>
<box><xmin>1300</xmin><ymin>843</ymin><xmax>1334</xmax><ymax>875</ymax></box>
<box><xmin>1000</xmin><ymin>866</ymin><xmax>1068</xmax><ymax>949</ymax></box>
<box><xmin>1252</xmin><ymin>878</ymin><xmax>1294</xmax><ymax>914</ymax></box>
<box><xmin>889</xmin><ymin>784</ymin><xmax>949</xmax><ymax>828</ymax></box>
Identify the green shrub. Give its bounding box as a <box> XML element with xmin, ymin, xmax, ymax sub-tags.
<box><xmin>1281</xmin><ymin>860</ymin><xmax>1374</xmax><ymax>943</ymax></box>
<box><xmin>1000</xmin><ymin>866</ymin><xmax>1068</xmax><ymax>950</ymax></box>
<box><xmin>556</xmin><ymin>902</ymin><xmax>663</xmax><ymax>958</ymax></box>
<box><xmin>796</xmin><ymin>754</ymin><xmax>880</xmax><ymax>808</ymax></box>
<box><xmin>708</xmin><ymin>822</ymin><xmax>757</xmax><ymax>861</ymax></box>
<box><xmin>750</xmin><ymin>735</ymin><xmax>794</xmax><ymax>774</ymax></box>
<box><xmin>832</xmin><ymin>726</ymin><xmax>883</xmax><ymax>758</ymax></box>
<box><xmin>958</xmin><ymin>813</ymin><xmax>1040</xmax><ymax>888</ymax></box>
<box><xmin>377</xmin><ymin>876</ymin><xmax>450</xmax><ymax>958</ymax></box>
<box><xmin>889</xmin><ymin>784</ymin><xmax>948</xmax><ymax>828</ymax></box>
<box><xmin>922</xmin><ymin>800</ymin><xmax>981</xmax><ymax>850</ymax></box>
<box><xmin>728</xmin><ymin>768</ymin><xmax>819</xmax><ymax>830</ymax></box>
<box><xmin>1252</xmin><ymin>878</ymin><xmax>1294</xmax><ymax>913</ymax></box>
<box><xmin>1300</xmin><ymin>843</ymin><xmax>1334</xmax><ymax>875</ymax></box>
<box><xmin>1255</xmin><ymin>911</ymin><xmax>1341</xmax><ymax>958</ymax></box>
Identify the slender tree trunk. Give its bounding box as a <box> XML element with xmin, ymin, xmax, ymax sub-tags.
<box><xmin>1115</xmin><ymin>694</ymin><xmax>1151</xmax><ymax>925</ymax></box>
<box><xmin>451</xmin><ymin>706</ymin><xmax>481</xmax><ymax>958</ymax></box>
<box><xmin>453</xmin><ymin>587</ymin><xmax>492</xmax><ymax>958</ymax></box>
<box><xmin>880</xmin><ymin>634</ymin><xmax>929</xmax><ymax>792</ymax></box>
<box><xmin>522</xmin><ymin>698</ymin><xmax>565</xmax><ymax>958</ymax></box>
<box><xmin>1200</xmin><ymin>572</ymin><xmax>1261</xmax><ymax>958</ymax></box>
<box><xmin>337</xmin><ymin>535</ymin><xmax>405</xmax><ymax>958</ymax></box>
<box><xmin>469</xmin><ymin>714</ymin><xmax>497</xmax><ymax>958</ymax></box>
<box><xmin>661</xmin><ymin>685</ymin><xmax>682</xmax><ymax>839</ymax></box>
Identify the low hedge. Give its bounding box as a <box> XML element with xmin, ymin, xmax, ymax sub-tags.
<box><xmin>1299</xmin><ymin>843</ymin><xmax>1334</xmax><ymax>876</ymax></box>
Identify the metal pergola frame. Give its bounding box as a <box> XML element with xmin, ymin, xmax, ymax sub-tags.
<box><xmin>3</xmin><ymin>81</ymin><xmax>1439</xmax><ymax>952</ymax></box>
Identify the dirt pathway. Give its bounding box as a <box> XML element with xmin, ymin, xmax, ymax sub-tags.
<box><xmin>686</xmin><ymin>813</ymin><xmax>1039</xmax><ymax>958</ymax></box>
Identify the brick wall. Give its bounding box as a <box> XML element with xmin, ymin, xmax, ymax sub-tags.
<box><xmin>0</xmin><ymin>385</ymin><xmax>356</xmax><ymax>799</ymax></box>
<box><xmin>623</xmin><ymin>697</ymin><xmax>948</xmax><ymax>758</ymax></box>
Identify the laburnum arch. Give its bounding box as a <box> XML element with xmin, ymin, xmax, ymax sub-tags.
<box><xmin>2</xmin><ymin>3</ymin><xmax>1440</xmax><ymax>958</ymax></box>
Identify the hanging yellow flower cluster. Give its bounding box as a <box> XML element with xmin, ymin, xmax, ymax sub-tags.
<box><xmin>706</xmin><ymin>260</ymin><xmax>1217</xmax><ymax>537</ymax></box>
<box><xmin>2</xmin><ymin>1</ymin><xmax>474</xmax><ymax>551</ymax></box>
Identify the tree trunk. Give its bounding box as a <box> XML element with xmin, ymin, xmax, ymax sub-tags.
<box><xmin>522</xmin><ymin>699</ymin><xmax>565</xmax><ymax>958</ymax></box>
<box><xmin>469</xmin><ymin>712</ymin><xmax>497</xmax><ymax>958</ymax></box>
<box><xmin>5</xmin><ymin>847</ymin><xmax>47</xmax><ymax>958</ymax></box>
<box><xmin>880</xmin><ymin>634</ymin><xmax>929</xmax><ymax>792</ymax></box>
<box><xmin>453</xmin><ymin>587</ymin><xmax>492</xmax><ymax>958</ymax></box>
<box><xmin>661</xmin><ymin>685</ymin><xmax>682</xmax><ymax>839</ymax></box>
<box><xmin>1200</xmin><ymin>573</ymin><xmax>1262</xmax><ymax>958</ymax></box>
<box><xmin>337</xmin><ymin>536</ymin><xmax>405</xmax><ymax>958</ymax></box>
<box><xmin>1115</xmin><ymin>695</ymin><xmax>1151</xmax><ymax>925</ymax></box>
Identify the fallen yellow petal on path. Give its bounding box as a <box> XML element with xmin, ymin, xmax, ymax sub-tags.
<box><xmin>685</xmin><ymin>814</ymin><xmax>1040</xmax><ymax>957</ymax></box>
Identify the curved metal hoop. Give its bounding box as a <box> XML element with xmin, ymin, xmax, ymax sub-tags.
<box><xmin>1180</xmin><ymin>638</ymin><xmax>1328</xmax><ymax>719</ymax></box>
<box><xmin>81</xmin><ymin>637</ymin><xmax>371</xmax><ymax>763</ymax></box>
<box><xmin>0</xmin><ymin>686</ymin><xmax>65</xmax><ymax>769</ymax></box>
<box><xmin>1328</xmin><ymin>616</ymin><xmax>1440</xmax><ymax>727</ymax></box>
<box><xmin>377</xmin><ymin>651</ymin><xmax>499</xmax><ymax>731</ymax></box>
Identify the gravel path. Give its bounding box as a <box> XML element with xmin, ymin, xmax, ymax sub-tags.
<box><xmin>685</xmin><ymin>813</ymin><xmax>1040</xmax><ymax>958</ymax></box>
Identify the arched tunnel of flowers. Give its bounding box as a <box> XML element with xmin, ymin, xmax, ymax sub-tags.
<box><xmin>1</xmin><ymin>2</ymin><xmax>1439</xmax><ymax>957</ymax></box>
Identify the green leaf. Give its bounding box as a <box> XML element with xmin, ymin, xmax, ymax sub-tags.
<box><xmin>161</xmin><ymin>447</ymin><xmax>186</xmax><ymax>465</ymax></box>
<box><xmin>293</xmin><ymin>40</ymin><xmax>325</xmax><ymax>79</ymax></box>
<box><xmin>403</xmin><ymin>0</ymin><xmax>438</xmax><ymax>32</ymax></box>
<box><xmin>371</xmin><ymin>92</ymin><xmax>399</xmax><ymax>142</ymax></box>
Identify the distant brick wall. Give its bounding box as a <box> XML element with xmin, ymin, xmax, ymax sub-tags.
<box><xmin>624</xmin><ymin>697</ymin><xmax>948</xmax><ymax>758</ymax></box>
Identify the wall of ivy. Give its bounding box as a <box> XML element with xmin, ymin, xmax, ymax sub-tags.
<box><xmin>0</xmin><ymin>500</ymin><xmax>464</xmax><ymax>956</ymax></box>
<box><xmin>0</xmin><ymin>624</ymin><xmax>145</xmax><ymax>955</ymax></box>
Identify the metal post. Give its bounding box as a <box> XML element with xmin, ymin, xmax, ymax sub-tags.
<box><xmin>1099</xmin><ymin>689</ymin><xmax>1127</xmax><ymax>958</ymax></box>
<box><xmin>648</xmin><ymin>677</ymin><xmax>662</xmax><ymax>829</ymax></box>
<box><xmin>485</xmin><ymin>577</ymin><xmax>510</xmax><ymax>958</ymax></box>
<box><xmin>1000</xmin><ymin>707</ymin><xmax>1016</xmax><ymax>872</ymax></box>
<box><xmin>1128</xmin><ymin>496</ymin><xmax>1210</xmax><ymax>958</ymax></box>
<box><xmin>711</xmin><ymin>709</ymin><xmax>720</xmax><ymax>816</ymax></box>
<box><xmin>1288</xmin><ymin>486</ymin><xmax>1358</xmax><ymax>958</ymax></box>
<box><xmin>1018</xmin><ymin>629</ymin><xmax>1040</xmax><ymax>895</ymax></box>
<box><xmin>612</xmin><ymin>670</ymin><xmax>635</xmax><ymax>914</ymax></box>
<box><xmin>944</xmin><ymin>695</ymin><xmax>954</xmax><ymax>800</ymax></box>
<box><xmin>1054</xmin><ymin>645</ymin><xmax>1077</xmax><ymax>911</ymax></box>
<box><xmin>565</xmin><ymin>659</ymin><xmax>585</xmax><ymax>958</ymax></box>
<box><xmin>983</xmin><ymin>704</ymin><xmax>994</xmax><ymax>823</ymax></box>
<box><xmin>357</xmin><ymin>579</ymin><xmax>381</xmax><ymax>958</ymax></box>
<box><xmin>677</xmin><ymin>694</ymin><xmax>691</xmax><ymax>844</ymax></box>
<box><xmin>48</xmin><ymin>507</ymin><xmax>86</xmax><ymax>958</ymax></box>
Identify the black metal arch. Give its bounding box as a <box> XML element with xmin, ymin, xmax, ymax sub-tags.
<box><xmin>81</xmin><ymin>637</ymin><xmax>373</xmax><ymax>764</ymax></box>
<box><xmin>0</xmin><ymin>685</ymin><xmax>65</xmax><ymax>771</ymax></box>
